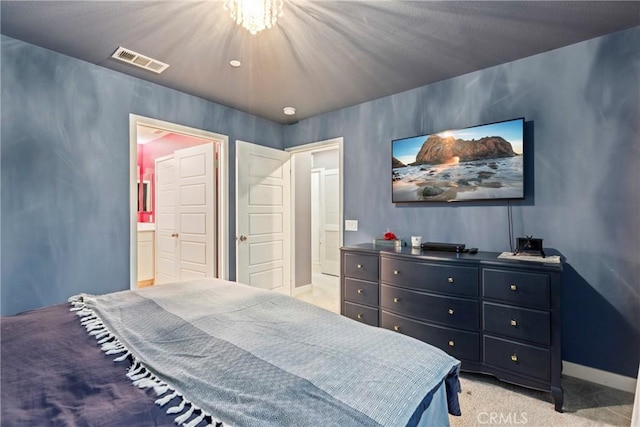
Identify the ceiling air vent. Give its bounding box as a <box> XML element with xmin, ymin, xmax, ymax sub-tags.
<box><xmin>111</xmin><ymin>47</ymin><xmax>169</xmax><ymax>74</ymax></box>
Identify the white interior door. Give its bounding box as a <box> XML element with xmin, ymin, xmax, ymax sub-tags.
<box><xmin>155</xmin><ymin>156</ymin><xmax>177</xmax><ymax>284</ymax></box>
<box><xmin>175</xmin><ymin>143</ymin><xmax>215</xmax><ymax>280</ymax></box>
<box><xmin>320</xmin><ymin>168</ymin><xmax>340</xmax><ymax>276</ymax></box>
<box><xmin>236</xmin><ymin>141</ymin><xmax>291</xmax><ymax>295</ymax></box>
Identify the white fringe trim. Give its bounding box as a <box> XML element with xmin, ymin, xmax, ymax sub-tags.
<box><xmin>69</xmin><ymin>295</ymin><xmax>226</xmax><ymax>427</ymax></box>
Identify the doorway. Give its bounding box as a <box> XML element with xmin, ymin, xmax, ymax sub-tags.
<box><xmin>129</xmin><ymin>115</ymin><xmax>229</xmax><ymax>289</ymax></box>
<box><xmin>233</xmin><ymin>136</ymin><xmax>343</xmax><ymax>311</ymax></box>
<box><xmin>288</xmin><ymin>138</ymin><xmax>343</xmax><ymax>313</ymax></box>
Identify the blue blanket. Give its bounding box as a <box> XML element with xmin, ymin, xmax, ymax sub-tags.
<box><xmin>71</xmin><ymin>279</ymin><xmax>461</xmax><ymax>426</ymax></box>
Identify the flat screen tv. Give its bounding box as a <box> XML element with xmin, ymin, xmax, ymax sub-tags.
<box><xmin>392</xmin><ymin>117</ymin><xmax>525</xmax><ymax>203</ymax></box>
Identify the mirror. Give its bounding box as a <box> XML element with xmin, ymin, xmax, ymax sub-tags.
<box><xmin>138</xmin><ymin>180</ymin><xmax>151</xmax><ymax>212</ymax></box>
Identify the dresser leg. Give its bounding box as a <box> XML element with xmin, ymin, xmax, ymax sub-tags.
<box><xmin>551</xmin><ymin>386</ymin><xmax>564</xmax><ymax>412</ymax></box>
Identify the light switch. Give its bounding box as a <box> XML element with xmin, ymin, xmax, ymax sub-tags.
<box><xmin>345</xmin><ymin>220</ymin><xmax>358</xmax><ymax>231</ymax></box>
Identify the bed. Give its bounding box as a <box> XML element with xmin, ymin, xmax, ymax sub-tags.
<box><xmin>1</xmin><ymin>278</ymin><xmax>461</xmax><ymax>426</ymax></box>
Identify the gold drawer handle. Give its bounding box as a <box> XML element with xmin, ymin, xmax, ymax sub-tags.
<box><xmin>511</xmin><ymin>354</ymin><xmax>518</xmax><ymax>362</ymax></box>
<box><xmin>357</xmin><ymin>264</ymin><xmax>362</xmax><ymax>269</ymax></box>
<box><xmin>357</xmin><ymin>289</ymin><xmax>364</xmax><ymax>294</ymax></box>
<box><xmin>510</xmin><ymin>284</ymin><xmax>517</xmax><ymax>291</ymax></box>
<box><xmin>510</xmin><ymin>319</ymin><xmax>517</xmax><ymax>327</ymax></box>
<box><xmin>448</xmin><ymin>340</ymin><xmax>455</xmax><ymax>347</ymax></box>
<box><xmin>393</xmin><ymin>270</ymin><xmax>399</xmax><ymax>275</ymax></box>
<box><xmin>357</xmin><ymin>314</ymin><xmax>363</xmax><ymax>319</ymax></box>
<box><xmin>447</xmin><ymin>277</ymin><xmax>454</xmax><ymax>283</ymax></box>
<box><xmin>393</xmin><ymin>325</ymin><xmax>400</xmax><ymax>331</ymax></box>
<box><xmin>393</xmin><ymin>297</ymin><xmax>400</xmax><ymax>303</ymax></box>
<box><xmin>448</xmin><ymin>308</ymin><xmax>454</xmax><ymax>315</ymax></box>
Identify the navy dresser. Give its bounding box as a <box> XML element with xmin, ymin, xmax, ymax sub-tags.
<box><xmin>340</xmin><ymin>243</ymin><xmax>564</xmax><ymax>412</ymax></box>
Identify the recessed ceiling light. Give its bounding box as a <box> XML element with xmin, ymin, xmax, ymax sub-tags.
<box><xmin>283</xmin><ymin>107</ymin><xmax>296</xmax><ymax>116</ymax></box>
<box><xmin>229</xmin><ymin>59</ymin><xmax>242</xmax><ymax>68</ymax></box>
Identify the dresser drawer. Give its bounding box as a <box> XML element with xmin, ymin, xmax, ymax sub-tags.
<box><xmin>381</xmin><ymin>311</ymin><xmax>480</xmax><ymax>362</ymax></box>
<box><xmin>344</xmin><ymin>278</ymin><xmax>379</xmax><ymax>307</ymax></box>
<box><xmin>483</xmin><ymin>269</ymin><xmax>550</xmax><ymax>309</ymax></box>
<box><xmin>343</xmin><ymin>252</ymin><xmax>379</xmax><ymax>282</ymax></box>
<box><xmin>484</xmin><ymin>336</ymin><xmax>550</xmax><ymax>382</ymax></box>
<box><xmin>344</xmin><ymin>302</ymin><xmax>379</xmax><ymax>327</ymax></box>
<box><xmin>483</xmin><ymin>303</ymin><xmax>550</xmax><ymax>346</ymax></box>
<box><xmin>381</xmin><ymin>285</ymin><xmax>479</xmax><ymax>330</ymax></box>
<box><xmin>381</xmin><ymin>257</ymin><xmax>478</xmax><ymax>297</ymax></box>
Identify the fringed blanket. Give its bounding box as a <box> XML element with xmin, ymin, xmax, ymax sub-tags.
<box><xmin>70</xmin><ymin>279</ymin><xmax>460</xmax><ymax>427</ymax></box>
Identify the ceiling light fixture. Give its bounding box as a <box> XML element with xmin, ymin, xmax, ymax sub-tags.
<box><xmin>224</xmin><ymin>0</ymin><xmax>283</xmax><ymax>35</ymax></box>
<box><xmin>229</xmin><ymin>59</ymin><xmax>242</xmax><ymax>68</ymax></box>
<box><xmin>283</xmin><ymin>106</ymin><xmax>296</xmax><ymax>116</ymax></box>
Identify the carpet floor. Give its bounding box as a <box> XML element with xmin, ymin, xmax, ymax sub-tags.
<box><xmin>449</xmin><ymin>372</ymin><xmax>634</xmax><ymax>426</ymax></box>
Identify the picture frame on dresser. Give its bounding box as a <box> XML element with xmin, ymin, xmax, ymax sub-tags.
<box><xmin>340</xmin><ymin>243</ymin><xmax>564</xmax><ymax>412</ymax></box>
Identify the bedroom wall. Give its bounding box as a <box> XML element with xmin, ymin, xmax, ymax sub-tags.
<box><xmin>284</xmin><ymin>27</ymin><xmax>640</xmax><ymax>378</ymax></box>
<box><xmin>1</xmin><ymin>35</ymin><xmax>282</xmax><ymax>316</ymax></box>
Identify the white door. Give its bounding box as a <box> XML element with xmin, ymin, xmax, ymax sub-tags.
<box><xmin>320</xmin><ymin>168</ymin><xmax>340</xmax><ymax>276</ymax></box>
<box><xmin>175</xmin><ymin>144</ymin><xmax>215</xmax><ymax>280</ymax></box>
<box><xmin>236</xmin><ymin>141</ymin><xmax>291</xmax><ymax>295</ymax></box>
<box><xmin>155</xmin><ymin>156</ymin><xmax>177</xmax><ymax>284</ymax></box>
<box><xmin>155</xmin><ymin>144</ymin><xmax>215</xmax><ymax>284</ymax></box>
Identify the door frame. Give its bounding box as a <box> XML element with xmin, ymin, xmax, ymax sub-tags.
<box><xmin>286</xmin><ymin>137</ymin><xmax>344</xmax><ymax>291</ymax></box>
<box><xmin>129</xmin><ymin>114</ymin><xmax>229</xmax><ymax>289</ymax></box>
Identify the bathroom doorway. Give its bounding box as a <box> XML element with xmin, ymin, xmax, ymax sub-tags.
<box><xmin>129</xmin><ymin>115</ymin><xmax>229</xmax><ymax>289</ymax></box>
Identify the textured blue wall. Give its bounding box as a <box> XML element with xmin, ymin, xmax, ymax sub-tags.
<box><xmin>284</xmin><ymin>27</ymin><xmax>640</xmax><ymax>377</ymax></box>
<box><xmin>1</xmin><ymin>35</ymin><xmax>282</xmax><ymax>316</ymax></box>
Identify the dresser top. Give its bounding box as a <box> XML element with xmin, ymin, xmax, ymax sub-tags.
<box><xmin>341</xmin><ymin>243</ymin><xmax>563</xmax><ymax>272</ymax></box>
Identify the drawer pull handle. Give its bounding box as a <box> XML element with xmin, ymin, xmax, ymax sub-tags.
<box><xmin>511</xmin><ymin>354</ymin><xmax>518</xmax><ymax>362</ymax></box>
<box><xmin>510</xmin><ymin>284</ymin><xmax>517</xmax><ymax>291</ymax></box>
<box><xmin>357</xmin><ymin>264</ymin><xmax>362</xmax><ymax>269</ymax></box>
<box><xmin>357</xmin><ymin>289</ymin><xmax>364</xmax><ymax>294</ymax></box>
<box><xmin>510</xmin><ymin>319</ymin><xmax>517</xmax><ymax>327</ymax></box>
<box><xmin>393</xmin><ymin>270</ymin><xmax>399</xmax><ymax>275</ymax></box>
<box><xmin>448</xmin><ymin>308</ymin><xmax>454</xmax><ymax>315</ymax></box>
<box><xmin>447</xmin><ymin>277</ymin><xmax>454</xmax><ymax>283</ymax></box>
<box><xmin>393</xmin><ymin>297</ymin><xmax>400</xmax><ymax>303</ymax></box>
<box><xmin>357</xmin><ymin>314</ymin><xmax>363</xmax><ymax>319</ymax></box>
<box><xmin>393</xmin><ymin>325</ymin><xmax>400</xmax><ymax>331</ymax></box>
<box><xmin>448</xmin><ymin>340</ymin><xmax>455</xmax><ymax>347</ymax></box>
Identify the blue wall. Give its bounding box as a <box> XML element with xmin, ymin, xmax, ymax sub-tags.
<box><xmin>284</xmin><ymin>27</ymin><xmax>640</xmax><ymax>378</ymax></box>
<box><xmin>1</xmin><ymin>35</ymin><xmax>282</xmax><ymax>316</ymax></box>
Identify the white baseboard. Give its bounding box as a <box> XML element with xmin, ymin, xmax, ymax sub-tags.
<box><xmin>563</xmin><ymin>360</ymin><xmax>638</xmax><ymax>393</ymax></box>
<box><xmin>293</xmin><ymin>284</ymin><xmax>312</xmax><ymax>296</ymax></box>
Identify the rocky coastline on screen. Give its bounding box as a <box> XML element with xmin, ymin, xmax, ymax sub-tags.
<box><xmin>413</xmin><ymin>135</ymin><xmax>517</xmax><ymax>165</ymax></box>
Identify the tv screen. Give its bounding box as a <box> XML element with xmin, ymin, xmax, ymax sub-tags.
<box><xmin>392</xmin><ymin>118</ymin><xmax>525</xmax><ymax>203</ymax></box>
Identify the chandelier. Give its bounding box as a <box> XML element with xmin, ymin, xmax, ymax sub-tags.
<box><xmin>224</xmin><ymin>0</ymin><xmax>284</xmax><ymax>35</ymax></box>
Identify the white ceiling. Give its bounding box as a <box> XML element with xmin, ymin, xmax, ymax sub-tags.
<box><xmin>2</xmin><ymin>1</ymin><xmax>639</xmax><ymax>124</ymax></box>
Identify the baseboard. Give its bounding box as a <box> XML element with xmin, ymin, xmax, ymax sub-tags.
<box><xmin>563</xmin><ymin>361</ymin><xmax>637</xmax><ymax>393</ymax></box>
<box><xmin>293</xmin><ymin>284</ymin><xmax>312</xmax><ymax>296</ymax></box>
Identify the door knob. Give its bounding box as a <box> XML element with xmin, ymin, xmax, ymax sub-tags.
<box><xmin>239</xmin><ymin>235</ymin><xmax>248</xmax><ymax>242</ymax></box>
<box><xmin>170</xmin><ymin>232</ymin><xmax>179</xmax><ymax>238</ymax></box>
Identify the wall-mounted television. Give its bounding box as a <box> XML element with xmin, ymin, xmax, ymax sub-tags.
<box><xmin>392</xmin><ymin>117</ymin><xmax>525</xmax><ymax>203</ymax></box>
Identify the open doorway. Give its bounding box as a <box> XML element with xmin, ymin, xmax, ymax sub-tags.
<box><xmin>287</xmin><ymin>138</ymin><xmax>343</xmax><ymax>313</ymax></box>
<box><xmin>129</xmin><ymin>115</ymin><xmax>229</xmax><ymax>289</ymax></box>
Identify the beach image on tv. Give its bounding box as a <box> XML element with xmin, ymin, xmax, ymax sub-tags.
<box><xmin>392</xmin><ymin>119</ymin><xmax>524</xmax><ymax>202</ymax></box>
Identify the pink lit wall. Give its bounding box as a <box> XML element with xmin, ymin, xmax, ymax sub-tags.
<box><xmin>137</xmin><ymin>133</ymin><xmax>211</xmax><ymax>222</ymax></box>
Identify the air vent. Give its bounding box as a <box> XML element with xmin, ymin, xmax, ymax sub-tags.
<box><xmin>111</xmin><ymin>47</ymin><xmax>169</xmax><ymax>74</ymax></box>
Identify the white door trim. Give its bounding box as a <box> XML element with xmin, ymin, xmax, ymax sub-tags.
<box><xmin>286</xmin><ymin>137</ymin><xmax>344</xmax><ymax>290</ymax></box>
<box><xmin>129</xmin><ymin>114</ymin><xmax>229</xmax><ymax>289</ymax></box>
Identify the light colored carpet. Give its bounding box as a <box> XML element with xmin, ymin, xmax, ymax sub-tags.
<box><xmin>450</xmin><ymin>372</ymin><xmax>634</xmax><ymax>427</ymax></box>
